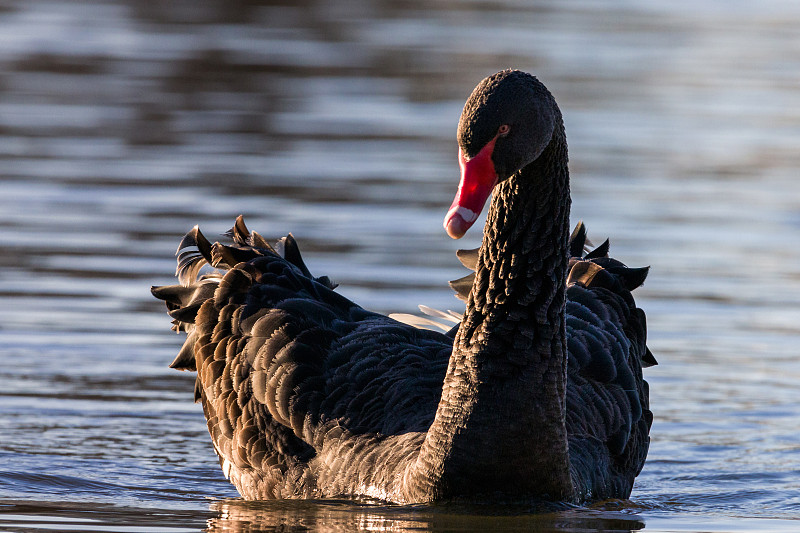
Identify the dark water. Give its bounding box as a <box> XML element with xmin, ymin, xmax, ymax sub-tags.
<box><xmin>2</xmin><ymin>1</ymin><xmax>800</xmax><ymax>531</ymax></box>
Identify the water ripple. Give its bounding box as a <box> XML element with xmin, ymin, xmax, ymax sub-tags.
<box><xmin>2</xmin><ymin>0</ymin><xmax>800</xmax><ymax>531</ymax></box>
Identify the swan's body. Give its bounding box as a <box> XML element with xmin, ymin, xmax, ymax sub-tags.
<box><xmin>153</xmin><ymin>70</ymin><xmax>654</xmax><ymax>503</ymax></box>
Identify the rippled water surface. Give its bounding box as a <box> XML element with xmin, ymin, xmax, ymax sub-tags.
<box><xmin>2</xmin><ymin>1</ymin><xmax>800</xmax><ymax>531</ymax></box>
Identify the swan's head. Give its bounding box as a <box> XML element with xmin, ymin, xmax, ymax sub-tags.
<box><xmin>444</xmin><ymin>70</ymin><xmax>558</xmax><ymax>239</ymax></box>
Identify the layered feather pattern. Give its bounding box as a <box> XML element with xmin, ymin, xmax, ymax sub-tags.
<box><xmin>153</xmin><ymin>217</ymin><xmax>451</xmax><ymax>499</ymax></box>
<box><xmin>152</xmin><ymin>216</ymin><xmax>654</xmax><ymax>501</ymax></box>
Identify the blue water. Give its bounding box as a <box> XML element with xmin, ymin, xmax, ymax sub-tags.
<box><xmin>1</xmin><ymin>0</ymin><xmax>800</xmax><ymax>531</ymax></box>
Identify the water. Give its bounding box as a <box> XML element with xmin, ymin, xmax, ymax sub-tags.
<box><xmin>1</xmin><ymin>0</ymin><xmax>799</xmax><ymax>531</ymax></box>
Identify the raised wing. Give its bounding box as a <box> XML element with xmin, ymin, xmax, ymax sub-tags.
<box><xmin>563</xmin><ymin>222</ymin><xmax>655</xmax><ymax>499</ymax></box>
<box><xmin>152</xmin><ymin>217</ymin><xmax>451</xmax><ymax>498</ymax></box>
<box><xmin>403</xmin><ymin>221</ymin><xmax>656</xmax><ymax>499</ymax></box>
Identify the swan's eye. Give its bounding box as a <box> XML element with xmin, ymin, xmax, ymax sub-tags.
<box><xmin>498</xmin><ymin>124</ymin><xmax>510</xmax><ymax>137</ymax></box>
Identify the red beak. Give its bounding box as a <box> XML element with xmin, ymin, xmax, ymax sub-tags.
<box><xmin>443</xmin><ymin>136</ymin><xmax>499</xmax><ymax>239</ymax></box>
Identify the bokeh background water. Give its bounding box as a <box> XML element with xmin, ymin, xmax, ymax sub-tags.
<box><xmin>2</xmin><ymin>1</ymin><xmax>800</xmax><ymax>531</ymax></box>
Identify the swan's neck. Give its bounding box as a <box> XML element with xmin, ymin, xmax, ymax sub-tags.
<box><xmin>408</xmin><ymin>125</ymin><xmax>574</xmax><ymax>502</ymax></box>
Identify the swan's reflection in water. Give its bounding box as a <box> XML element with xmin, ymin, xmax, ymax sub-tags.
<box><xmin>206</xmin><ymin>499</ymin><xmax>645</xmax><ymax>532</ymax></box>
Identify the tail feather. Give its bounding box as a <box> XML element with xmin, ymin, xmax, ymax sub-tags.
<box><xmin>455</xmin><ymin>248</ymin><xmax>479</xmax><ymax>271</ymax></box>
<box><xmin>224</xmin><ymin>214</ymin><xmax>252</xmax><ymax>246</ymax></box>
<box><xmin>449</xmin><ymin>273</ymin><xmax>475</xmax><ymax>302</ymax></box>
<box><xmin>569</xmin><ymin>221</ymin><xmax>588</xmax><ymax>257</ymax></box>
<box><xmin>643</xmin><ymin>347</ymin><xmax>658</xmax><ymax>368</ymax></box>
<box><xmin>224</xmin><ymin>215</ymin><xmax>277</xmax><ymax>253</ymax></box>
<box><xmin>584</xmin><ymin>238</ymin><xmax>610</xmax><ymax>260</ymax></box>
<box><xmin>169</xmin><ymin>331</ymin><xmax>199</xmax><ymax>371</ymax></box>
<box><xmin>605</xmin><ymin>265</ymin><xmax>650</xmax><ymax>291</ymax></box>
<box><xmin>154</xmin><ymin>215</ymin><xmax>338</xmax><ymax>364</ymax></box>
<box><xmin>278</xmin><ymin>234</ymin><xmax>313</xmax><ymax>280</ymax></box>
<box><xmin>176</xmin><ymin>225</ymin><xmax>214</xmax><ymax>286</ymax></box>
<box><xmin>211</xmin><ymin>241</ymin><xmax>264</xmax><ymax>269</ymax></box>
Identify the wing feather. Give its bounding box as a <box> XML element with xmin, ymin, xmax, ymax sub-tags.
<box><xmin>152</xmin><ymin>216</ymin><xmax>451</xmax><ymax>498</ymax></box>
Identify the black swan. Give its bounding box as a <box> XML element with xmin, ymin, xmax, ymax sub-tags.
<box><xmin>152</xmin><ymin>69</ymin><xmax>655</xmax><ymax>503</ymax></box>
